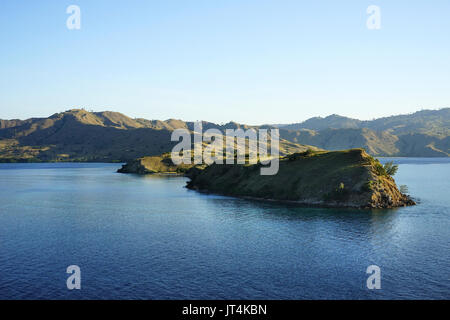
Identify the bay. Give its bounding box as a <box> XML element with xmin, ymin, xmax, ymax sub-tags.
<box><xmin>0</xmin><ymin>159</ymin><xmax>449</xmax><ymax>299</ymax></box>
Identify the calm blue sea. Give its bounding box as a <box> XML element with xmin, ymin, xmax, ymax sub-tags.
<box><xmin>0</xmin><ymin>158</ymin><xmax>449</xmax><ymax>299</ymax></box>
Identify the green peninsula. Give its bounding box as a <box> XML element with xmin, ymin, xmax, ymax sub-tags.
<box><xmin>186</xmin><ymin>149</ymin><xmax>414</xmax><ymax>208</ymax></box>
<box><xmin>117</xmin><ymin>153</ymin><xmax>200</xmax><ymax>174</ymax></box>
<box><xmin>118</xmin><ymin>149</ymin><xmax>415</xmax><ymax>209</ymax></box>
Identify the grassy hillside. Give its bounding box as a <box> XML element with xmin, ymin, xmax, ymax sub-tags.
<box><xmin>365</xmin><ymin>108</ymin><xmax>450</xmax><ymax>136</ymax></box>
<box><xmin>279</xmin><ymin>128</ymin><xmax>399</xmax><ymax>155</ymax></box>
<box><xmin>1</xmin><ymin>108</ymin><xmax>448</xmax><ymax>161</ymax></box>
<box><xmin>185</xmin><ymin>149</ymin><xmax>415</xmax><ymax>209</ymax></box>
<box><xmin>279</xmin><ymin>108</ymin><xmax>449</xmax><ymax>135</ymax></box>
<box><xmin>0</xmin><ymin>109</ymin><xmax>317</xmax><ymax>162</ymax></box>
<box><xmin>275</xmin><ymin>108</ymin><xmax>450</xmax><ymax>157</ymax></box>
<box><xmin>0</xmin><ymin>111</ymin><xmax>176</xmax><ymax>162</ymax></box>
<box><xmin>279</xmin><ymin>128</ymin><xmax>449</xmax><ymax>157</ymax></box>
<box><xmin>281</xmin><ymin>114</ymin><xmax>362</xmax><ymax>130</ymax></box>
<box><xmin>117</xmin><ymin>153</ymin><xmax>199</xmax><ymax>174</ymax></box>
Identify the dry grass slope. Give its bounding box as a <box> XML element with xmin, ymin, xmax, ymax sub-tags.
<box><xmin>185</xmin><ymin>149</ymin><xmax>415</xmax><ymax>209</ymax></box>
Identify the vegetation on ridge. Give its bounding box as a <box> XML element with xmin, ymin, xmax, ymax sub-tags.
<box><xmin>185</xmin><ymin>149</ymin><xmax>415</xmax><ymax>209</ymax></box>
<box><xmin>0</xmin><ymin>108</ymin><xmax>448</xmax><ymax>162</ymax></box>
<box><xmin>0</xmin><ymin>109</ymin><xmax>319</xmax><ymax>163</ymax></box>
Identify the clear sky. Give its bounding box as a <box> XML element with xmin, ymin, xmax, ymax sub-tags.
<box><xmin>1</xmin><ymin>0</ymin><xmax>449</xmax><ymax>124</ymax></box>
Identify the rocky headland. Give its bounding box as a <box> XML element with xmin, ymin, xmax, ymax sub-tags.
<box><xmin>118</xmin><ymin>148</ymin><xmax>415</xmax><ymax>209</ymax></box>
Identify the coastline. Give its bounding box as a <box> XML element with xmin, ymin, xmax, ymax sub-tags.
<box><xmin>186</xmin><ymin>186</ymin><xmax>415</xmax><ymax>210</ymax></box>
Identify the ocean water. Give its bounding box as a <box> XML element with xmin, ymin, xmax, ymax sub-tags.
<box><xmin>0</xmin><ymin>159</ymin><xmax>449</xmax><ymax>300</ymax></box>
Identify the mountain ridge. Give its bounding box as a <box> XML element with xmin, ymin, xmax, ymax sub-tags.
<box><xmin>0</xmin><ymin>108</ymin><xmax>448</xmax><ymax>161</ymax></box>
<box><xmin>0</xmin><ymin>109</ymin><xmax>318</xmax><ymax>162</ymax></box>
<box><xmin>278</xmin><ymin>108</ymin><xmax>449</xmax><ymax>136</ymax></box>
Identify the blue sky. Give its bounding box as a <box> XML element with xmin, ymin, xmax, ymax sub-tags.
<box><xmin>1</xmin><ymin>0</ymin><xmax>449</xmax><ymax>124</ymax></box>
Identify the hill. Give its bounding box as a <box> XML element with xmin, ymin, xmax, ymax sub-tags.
<box><xmin>0</xmin><ymin>109</ymin><xmax>317</xmax><ymax>162</ymax></box>
<box><xmin>0</xmin><ymin>108</ymin><xmax>448</xmax><ymax>161</ymax></box>
<box><xmin>280</xmin><ymin>114</ymin><xmax>362</xmax><ymax>131</ymax></box>
<box><xmin>117</xmin><ymin>153</ymin><xmax>199</xmax><ymax>174</ymax></box>
<box><xmin>279</xmin><ymin>108</ymin><xmax>449</xmax><ymax>135</ymax></box>
<box><xmin>276</xmin><ymin>108</ymin><xmax>449</xmax><ymax>157</ymax></box>
<box><xmin>185</xmin><ymin>149</ymin><xmax>415</xmax><ymax>209</ymax></box>
<box><xmin>278</xmin><ymin>127</ymin><xmax>449</xmax><ymax>157</ymax></box>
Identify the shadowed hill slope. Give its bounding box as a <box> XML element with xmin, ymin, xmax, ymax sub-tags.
<box><xmin>275</xmin><ymin>108</ymin><xmax>449</xmax><ymax>157</ymax></box>
<box><xmin>1</xmin><ymin>108</ymin><xmax>449</xmax><ymax>161</ymax></box>
<box><xmin>279</xmin><ymin>108</ymin><xmax>449</xmax><ymax>136</ymax></box>
<box><xmin>185</xmin><ymin>149</ymin><xmax>415</xmax><ymax>209</ymax></box>
<box><xmin>0</xmin><ymin>109</ymin><xmax>317</xmax><ymax>162</ymax></box>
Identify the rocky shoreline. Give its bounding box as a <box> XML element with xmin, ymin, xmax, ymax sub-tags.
<box><xmin>185</xmin><ymin>149</ymin><xmax>415</xmax><ymax>209</ymax></box>
<box><xmin>118</xmin><ymin>149</ymin><xmax>415</xmax><ymax>209</ymax></box>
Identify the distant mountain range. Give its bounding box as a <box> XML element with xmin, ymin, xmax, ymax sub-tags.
<box><xmin>0</xmin><ymin>108</ymin><xmax>448</xmax><ymax>162</ymax></box>
<box><xmin>276</xmin><ymin>109</ymin><xmax>449</xmax><ymax>135</ymax></box>
<box><xmin>0</xmin><ymin>109</ymin><xmax>317</xmax><ymax>162</ymax></box>
<box><xmin>275</xmin><ymin>109</ymin><xmax>449</xmax><ymax>157</ymax></box>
